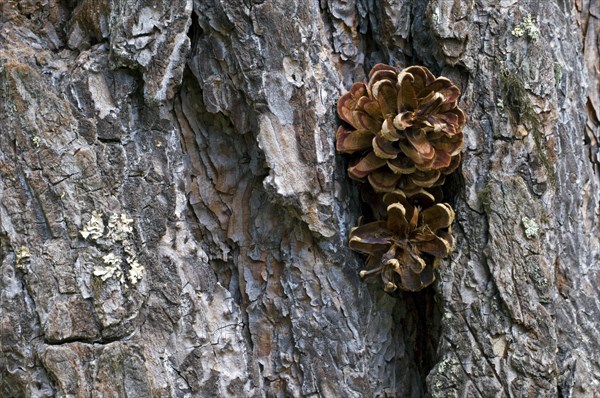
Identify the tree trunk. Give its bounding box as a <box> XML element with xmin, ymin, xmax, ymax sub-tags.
<box><xmin>1</xmin><ymin>0</ymin><xmax>598</xmax><ymax>397</ymax></box>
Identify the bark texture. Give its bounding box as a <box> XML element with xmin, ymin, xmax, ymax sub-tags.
<box><xmin>0</xmin><ymin>0</ymin><xmax>598</xmax><ymax>397</ymax></box>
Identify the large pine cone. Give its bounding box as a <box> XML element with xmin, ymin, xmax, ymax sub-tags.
<box><xmin>336</xmin><ymin>64</ymin><xmax>465</xmax><ymax>193</ymax></box>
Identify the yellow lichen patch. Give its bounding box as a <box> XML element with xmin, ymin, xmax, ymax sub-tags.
<box><xmin>512</xmin><ymin>14</ymin><xmax>540</xmax><ymax>41</ymax></box>
<box><xmin>521</xmin><ymin>217</ymin><xmax>539</xmax><ymax>239</ymax></box>
<box><xmin>15</xmin><ymin>246</ymin><xmax>31</xmax><ymax>270</ymax></box>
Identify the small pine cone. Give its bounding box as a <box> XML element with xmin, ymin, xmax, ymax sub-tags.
<box><xmin>349</xmin><ymin>191</ymin><xmax>455</xmax><ymax>292</ymax></box>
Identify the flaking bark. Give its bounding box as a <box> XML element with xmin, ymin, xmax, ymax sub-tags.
<box><xmin>1</xmin><ymin>0</ymin><xmax>599</xmax><ymax>397</ymax></box>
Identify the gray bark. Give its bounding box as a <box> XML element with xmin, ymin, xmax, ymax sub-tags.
<box><xmin>1</xmin><ymin>0</ymin><xmax>598</xmax><ymax>397</ymax></box>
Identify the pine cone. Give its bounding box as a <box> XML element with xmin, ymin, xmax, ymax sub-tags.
<box><xmin>348</xmin><ymin>191</ymin><xmax>455</xmax><ymax>292</ymax></box>
<box><xmin>336</xmin><ymin>64</ymin><xmax>465</xmax><ymax>193</ymax></box>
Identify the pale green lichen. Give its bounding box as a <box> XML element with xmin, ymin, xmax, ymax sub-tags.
<box><xmin>496</xmin><ymin>98</ymin><xmax>504</xmax><ymax>110</ymax></box>
<box><xmin>553</xmin><ymin>61</ymin><xmax>564</xmax><ymax>84</ymax></box>
<box><xmin>106</xmin><ymin>213</ymin><xmax>134</xmax><ymax>242</ymax></box>
<box><xmin>127</xmin><ymin>257</ymin><xmax>144</xmax><ymax>284</ymax></box>
<box><xmin>521</xmin><ymin>217</ymin><xmax>539</xmax><ymax>239</ymax></box>
<box><xmin>512</xmin><ymin>14</ymin><xmax>540</xmax><ymax>41</ymax></box>
<box><xmin>93</xmin><ymin>252</ymin><xmax>124</xmax><ymax>282</ymax></box>
<box><xmin>123</xmin><ymin>239</ymin><xmax>143</xmax><ymax>284</ymax></box>
<box><xmin>32</xmin><ymin>136</ymin><xmax>41</xmax><ymax>148</ymax></box>
<box><xmin>512</xmin><ymin>26</ymin><xmax>525</xmax><ymax>37</ymax></box>
<box><xmin>80</xmin><ymin>210</ymin><xmax>144</xmax><ymax>285</ymax></box>
<box><xmin>16</xmin><ymin>246</ymin><xmax>31</xmax><ymax>270</ymax></box>
<box><xmin>437</xmin><ymin>357</ymin><xmax>459</xmax><ymax>374</ymax></box>
<box><xmin>80</xmin><ymin>210</ymin><xmax>105</xmax><ymax>240</ymax></box>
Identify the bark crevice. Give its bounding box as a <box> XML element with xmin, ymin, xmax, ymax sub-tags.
<box><xmin>1</xmin><ymin>0</ymin><xmax>599</xmax><ymax>396</ymax></box>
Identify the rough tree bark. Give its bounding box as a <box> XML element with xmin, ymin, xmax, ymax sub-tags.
<box><xmin>1</xmin><ymin>0</ymin><xmax>598</xmax><ymax>397</ymax></box>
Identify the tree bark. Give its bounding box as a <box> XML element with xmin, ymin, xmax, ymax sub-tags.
<box><xmin>1</xmin><ymin>0</ymin><xmax>598</xmax><ymax>397</ymax></box>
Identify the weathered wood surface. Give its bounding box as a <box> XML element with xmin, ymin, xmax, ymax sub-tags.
<box><xmin>1</xmin><ymin>0</ymin><xmax>598</xmax><ymax>397</ymax></box>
